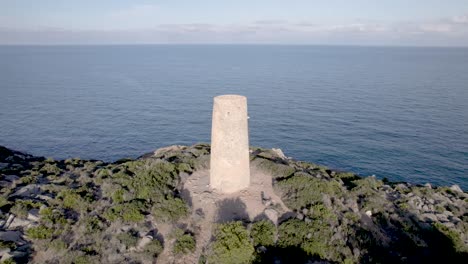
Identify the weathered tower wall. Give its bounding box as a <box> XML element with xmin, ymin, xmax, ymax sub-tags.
<box><xmin>210</xmin><ymin>95</ymin><xmax>250</xmax><ymax>193</ymax></box>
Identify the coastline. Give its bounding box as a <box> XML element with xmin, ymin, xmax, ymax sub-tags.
<box><xmin>0</xmin><ymin>144</ymin><xmax>467</xmax><ymax>263</ymax></box>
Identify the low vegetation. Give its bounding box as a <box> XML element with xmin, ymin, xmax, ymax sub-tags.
<box><xmin>0</xmin><ymin>144</ymin><xmax>466</xmax><ymax>264</ymax></box>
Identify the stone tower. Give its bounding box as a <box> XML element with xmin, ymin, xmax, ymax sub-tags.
<box><xmin>210</xmin><ymin>95</ymin><xmax>250</xmax><ymax>193</ymax></box>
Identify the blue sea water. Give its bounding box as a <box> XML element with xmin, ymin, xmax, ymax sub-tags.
<box><xmin>0</xmin><ymin>45</ymin><xmax>467</xmax><ymax>190</ymax></box>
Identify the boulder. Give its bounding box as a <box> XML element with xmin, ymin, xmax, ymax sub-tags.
<box><xmin>271</xmin><ymin>148</ymin><xmax>287</xmax><ymax>160</ymax></box>
<box><xmin>9</xmin><ymin>217</ymin><xmax>35</xmax><ymax>229</ymax></box>
<box><xmin>10</xmin><ymin>184</ymin><xmax>41</xmax><ymax>198</ymax></box>
<box><xmin>4</xmin><ymin>175</ymin><xmax>20</xmax><ymax>182</ymax></box>
<box><xmin>264</xmin><ymin>209</ymin><xmax>278</xmax><ymax>225</ymax></box>
<box><xmin>449</xmin><ymin>185</ymin><xmax>463</xmax><ymax>193</ymax></box>
<box><xmin>421</xmin><ymin>213</ymin><xmax>438</xmax><ymax>223</ymax></box>
<box><xmin>0</xmin><ymin>231</ymin><xmax>23</xmax><ymax>243</ymax></box>
<box><xmin>1</xmin><ymin>250</ymin><xmax>27</xmax><ymax>262</ymax></box>
<box><xmin>27</xmin><ymin>209</ymin><xmax>40</xmax><ymax>222</ymax></box>
<box><xmin>136</xmin><ymin>235</ymin><xmax>153</xmax><ymax>250</ymax></box>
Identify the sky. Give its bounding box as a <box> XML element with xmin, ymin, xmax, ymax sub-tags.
<box><xmin>1</xmin><ymin>0</ymin><xmax>468</xmax><ymax>46</ymax></box>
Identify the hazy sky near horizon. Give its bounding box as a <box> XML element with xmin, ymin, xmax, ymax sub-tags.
<box><xmin>1</xmin><ymin>0</ymin><xmax>468</xmax><ymax>46</ymax></box>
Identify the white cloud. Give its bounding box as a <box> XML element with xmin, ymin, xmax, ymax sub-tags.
<box><xmin>419</xmin><ymin>23</ymin><xmax>453</xmax><ymax>33</ymax></box>
<box><xmin>451</xmin><ymin>15</ymin><xmax>468</xmax><ymax>24</ymax></box>
<box><xmin>2</xmin><ymin>13</ymin><xmax>468</xmax><ymax>46</ymax></box>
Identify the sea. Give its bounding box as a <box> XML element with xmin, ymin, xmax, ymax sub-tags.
<box><xmin>0</xmin><ymin>45</ymin><xmax>467</xmax><ymax>190</ymax></box>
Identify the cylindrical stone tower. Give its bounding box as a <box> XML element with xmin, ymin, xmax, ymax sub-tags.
<box><xmin>210</xmin><ymin>95</ymin><xmax>250</xmax><ymax>193</ymax></box>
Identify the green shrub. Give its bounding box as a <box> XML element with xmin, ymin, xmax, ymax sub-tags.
<box><xmin>0</xmin><ymin>240</ymin><xmax>16</xmax><ymax>250</ymax></box>
<box><xmin>351</xmin><ymin>176</ymin><xmax>383</xmax><ymax>196</ymax></box>
<box><xmin>122</xmin><ymin>206</ymin><xmax>145</xmax><ymax>222</ymax></box>
<box><xmin>84</xmin><ymin>215</ymin><xmax>103</xmax><ymax>233</ymax></box>
<box><xmin>104</xmin><ymin>201</ymin><xmax>146</xmax><ymax>223</ymax></box>
<box><xmin>144</xmin><ymin>240</ymin><xmax>163</xmax><ymax>257</ymax></box>
<box><xmin>308</xmin><ymin>203</ymin><xmax>336</xmax><ymax>222</ymax></box>
<box><xmin>26</xmin><ymin>225</ymin><xmax>54</xmax><ymax>239</ymax></box>
<box><xmin>117</xmin><ymin>230</ymin><xmax>139</xmax><ymax>249</ymax></box>
<box><xmin>278</xmin><ymin>219</ymin><xmax>331</xmax><ymax>259</ymax></box>
<box><xmin>130</xmin><ymin>161</ymin><xmax>177</xmax><ymax>200</ymax></box>
<box><xmin>251</xmin><ymin>220</ymin><xmax>276</xmax><ymax>247</ymax></box>
<box><xmin>0</xmin><ymin>196</ymin><xmax>10</xmax><ymax>208</ymax></box>
<box><xmin>40</xmin><ymin>207</ymin><xmax>67</xmax><ymax>225</ymax></box>
<box><xmin>49</xmin><ymin>239</ymin><xmax>67</xmax><ymax>251</ymax></box>
<box><xmin>40</xmin><ymin>163</ymin><xmax>61</xmax><ymax>175</ymax></box>
<box><xmin>72</xmin><ymin>255</ymin><xmax>93</xmax><ymax>264</ymax></box>
<box><xmin>254</xmin><ymin>158</ymin><xmax>295</xmax><ymax>179</ymax></box>
<box><xmin>20</xmin><ymin>175</ymin><xmax>36</xmax><ymax>184</ymax></box>
<box><xmin>433</xmin><ymin>223</ymin><xmax>467</xmax><ymax>253</ymax></box>
<box><xmin>275</xmin><ymin>174</ymin><xmax>342</xmax><ymax>210</ymax></box>
<box><xmin>207</xmin><ymin>222</ymin><xmax>254</xmax><ymax>264</ymax></box>
<box><xmin>174</xmin><ymin>233</ymin><xmax>196</xmax><ymax>254</ymax></box>
<box><xmin>277</xmin><ymin>219</ymin><xmax>308</xmax><ymax>247</ymax></box>
<box><xmin>0</xmin><ymin>259</ymin><xmax>16</xmax><ymax>264</ymax></box>
<box><xmin>177</xmin><ymin>163</ymin><xmax>192</xmax><ymax>173</ymax></box>
<box><xmin>57</xmin><ymin>189</ymin><xmax>84</xmax><ymax>211</ymax></box>
<box><xmin>112</xmin><ymin>189</ymin><xmax>124</xmax><ymax>203</ymax></box>
<box><xmin>10</xmin><ymin>200</ymin><xmax>41</xmax><ymax>218</ymax></box>
<box><xmin>152</xmin><ymin>196</ymin><xmax>188</xmax><ymax>222</ymax></box>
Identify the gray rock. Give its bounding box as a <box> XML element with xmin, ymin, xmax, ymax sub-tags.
<box><xmin>345</xmin><ymin>198</ymin><xmax>359</xmax><ymax>213</ymax></box>
<box><xmin>441</xmin><ymin>222</ymin><xmax>455</xmax><ymax>228</ymax></box>
<box><xmin>4</xmin><ymin>214</ymin><xmax>15</xmax><ymax>229</ymax></box>
<box><xmin>9</xmin><ymin>217</ymin><xmax>35</xmax><ymax>229</ymax></box>
<box><xmin>257</xmin><ymin>246</ymin><xmax>267</xmax><ymax>253</ymax></box>
<box><xmin>271</xmin><ymin>148</ymin><xmax>287</xmax><ymax>159</ymax></box>
<box><xmin>1</xmin><ymin>250</ymin><xmax>27</xmax><ymax>262</ymax></box>
<box><xmin>302</xmin><ymin>208</ymin><xmax>309</xmax><ymax>215</ymax></box>
<box><xmin>421</xmin><ymin>213</ymin><xmax>437</xmax><ymax>222</ymax></box>
<box><xmin>264</xmin><ymin>209</ymin><xmax>278</xmax><ymax>225</ymax></box>
<box><xmin>4</xmin><ymin>175</ymin><xmax>20</xmax><ymax>182</ymax></box>
<box><xmin>296</xmin><ymin>213</ymin><xmax>304</xmax><ymax>220</ymax></box>
<box><xmin>436</xmin><ymin>214</ymin><xmax>449</xmax><ymax>222</ymax></box>
<box><xmin>443</xmin><ymin>210</ymin><xmax>454</xmax><ymax>217</ymax></box>
<box><xmin>0</xmin><ymin>248</ymin><xmax>11</xmax><ymax>257</ymax></box>
<box><xmin>0</xmin><ymin>231</ymin><xmax>23</xmax><ymax>243</ymax></box>
<box><xmin>137</xmin><ymin>235</ymin><xmax>153</xmax><ymax>250</ymax></box>
<box><xmin>428</xmin><ymin>198</ymin><xmax>435</xmax><ymax>205</ymax></box>
<box><xmin>35</xmin><ymin>194</ymin><xmax>53</xmax><ymax>201</ymax></box>
<box><xmin>424</xmin><ymin>183</ymin><xmax>432</xmax><ymax>189</ymax></box>
<box><xmin>10</xmin><ymin>184</ymin><xmax>41</xmax><ymax>198</ymax></box>
<box><xmin>422</xmin><ymin>205</ymin><xmax>429</xmax><ymax>212</ymax></box>
<box><xmin>450</xmin><ymin>185</ymin><xmax>463</xmax><ymax>193</ymax></box>
<box><xmin>353</xmin><ymin>247</ymin><xmax>361</xmax><ymax>258</ymax></box>
<box><xmin>322</xmin><ymin>194</ymin><xmax>332</xmax><ymax>208</ymax></box>
<box><xmin>397</xmin><ymin>184</ymin><xmax>410</xmax><ymax>192</ymax></box>
<box><xmin>261</xmin><ymin>191</ymin><xmax>272</xmax><ymax>206</ymax></box>
<box><xmin>27</xmin><ymin>209</ymin><xmax>40</xmax><ymax>222</ymax></box>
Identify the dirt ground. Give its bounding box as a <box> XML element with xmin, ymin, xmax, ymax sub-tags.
<box><xmin>156</xmin><ymin>165</ymin><xmax>290</xmax><ymax>264</ymax></box>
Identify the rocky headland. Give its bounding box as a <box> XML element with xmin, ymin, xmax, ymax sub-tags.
<box><xmin>0</xmin><ymin>144</ymin><xmax>466</xmax><ymax>264</ymax></box>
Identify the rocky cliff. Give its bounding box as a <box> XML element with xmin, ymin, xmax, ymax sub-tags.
<box><xmin>0</xmin><ymin>144</ymin><xmax>466</xmax><ymax>264</ymax></box>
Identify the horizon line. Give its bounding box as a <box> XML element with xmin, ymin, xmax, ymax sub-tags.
<box><xmin>1</xmin><ymin>43</ymin><xmax>468</xmax><ymax>48</ymax></box>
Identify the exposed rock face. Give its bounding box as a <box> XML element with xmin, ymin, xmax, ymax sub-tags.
<box><xmin>0</xmin><ymin>144</ymin><xmax>466</xmax><ymax>264</ymax></box>
<box><xmin>210</xmin><ymin>95</ymin><xmax>250</xmax><ymax>193</ymax></box>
